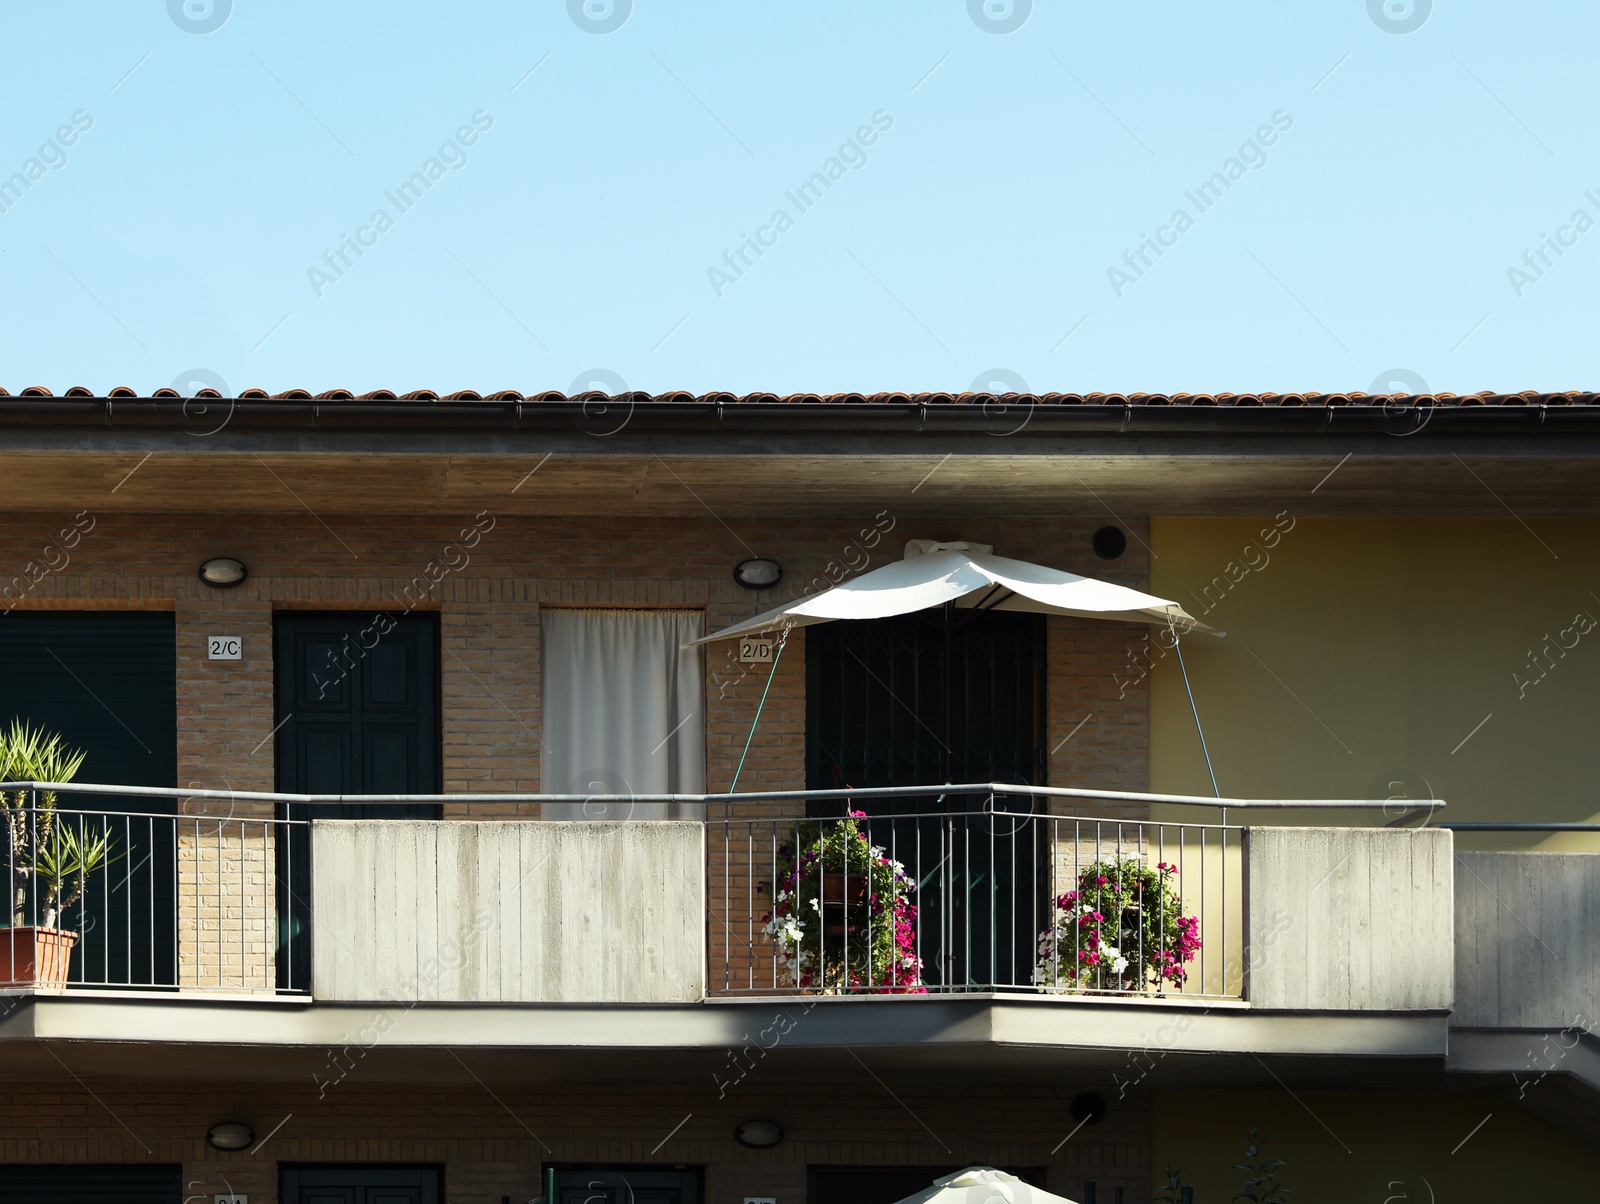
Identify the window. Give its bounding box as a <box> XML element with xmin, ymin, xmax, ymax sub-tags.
<box><xmin>540</xmin><ymin>609</ymin><xmax>704</xmax><ymax>818</ymax></box>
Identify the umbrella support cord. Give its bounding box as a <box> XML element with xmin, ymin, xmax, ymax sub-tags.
<box><xmin>728</xmin><ymin>631</ymin><xmax>787</xmax><ymax>795</ymax></box>
<box><xmin>1172</xmin><ymin>631</ymin><xmax>1222</xmax><ymax>815</ymax></box>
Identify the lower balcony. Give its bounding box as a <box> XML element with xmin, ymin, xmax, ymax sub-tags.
<box><xmin>24</xmin><ymin>781</ymin><xmax>1572</xmax><ymax>1096</ymax></box>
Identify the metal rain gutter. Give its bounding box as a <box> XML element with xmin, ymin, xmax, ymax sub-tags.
<box><xmin>0</xmin><ymin>396</ymin><xmax>1596</xmax><ymax>436</ymax></box>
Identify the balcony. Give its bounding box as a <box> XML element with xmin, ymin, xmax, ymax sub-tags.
<box><xmin>28</xmin><ymin>779</ymin><xmax>1590</xmax><ymax>1098</ymax></box>
<box><xmin>1</xmin><ymin>781</ymin><xmax>1455</xmax><ymax>1014</ymax></box>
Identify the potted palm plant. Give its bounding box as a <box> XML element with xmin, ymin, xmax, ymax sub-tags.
<box><xmin>0</xmin><ymin>722</ymin><xmax>119</xmax><ymax>992</ymax></box>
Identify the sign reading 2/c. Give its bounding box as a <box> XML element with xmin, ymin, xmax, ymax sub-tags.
<box><xmin>207</xmin><ymin>635</ymin><xmax>242</xmax><ymax>660</ymax></box>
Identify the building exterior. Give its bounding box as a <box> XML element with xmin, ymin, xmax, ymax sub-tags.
<box><xmin>0</xmin><ymin>387</ymin><xmax>1598</xmax><ymax>1202</ymax></box>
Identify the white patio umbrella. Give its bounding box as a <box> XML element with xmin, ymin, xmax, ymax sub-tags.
<box><xmin>890</xmin><ymin>1166</ymin><xmax>1080</xmax><ymax>1204</ymax></box>
<box><xmin>692</xmin><ymin>540</ymin><xmax>1221</xmax><ymax>646</ymax></box>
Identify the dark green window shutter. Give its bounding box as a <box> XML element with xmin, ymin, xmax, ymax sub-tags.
<box><xmin>0</xmin><ymin>1164</ymin><xmax>182</xmax><ymax>1202</ymax></box>
<box><xmin>0</xmin><ymin>612</ymin><xmax>178</xmax><ymax>987</ymax></box>
<box><xmin>0</xmin><ymin>612</ymin><xmax>177</xmax><ymax>792</ymax></box>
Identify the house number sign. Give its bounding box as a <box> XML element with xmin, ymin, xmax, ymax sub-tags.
<box><xmin>207</xmin><ymin>635</ymin><xmax>242</xmax><ymax>660</ymax></box>
<box><xmin>738</xmin><ymin>636</ymin><xmax>776</xmax><ymax>664</ymax></box>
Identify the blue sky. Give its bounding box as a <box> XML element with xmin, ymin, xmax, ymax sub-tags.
<box><xmin>0</xmin><ymin>1</ymin><xmax>1594</xmax><ymax>397</ymax></box>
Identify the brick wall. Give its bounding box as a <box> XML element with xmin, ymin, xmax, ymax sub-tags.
<box><xmin>1</xmin><ymin>511</ymin><xmax>1152</xmax><ymax>813</ymax></box>
<box><xmin>1047</xmin><ymin>619</ymin><xmax>1151</xmax><ymax>820</ymax></box>
<box><xmin>0</xmin><ymin>1075</ymin><xmax>1152</xmax><ymax>1204</ymax></box>
<box><xmin>3</xmin><ymin>510</ymin><xmax>1152</xmax><ymax>989</ymax></box>
<box><xmin>176</xmin><ymin>821</ymin><xmax>276</xmax><ymax>992</ymax></box>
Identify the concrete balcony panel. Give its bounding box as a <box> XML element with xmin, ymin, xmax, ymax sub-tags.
<box><xmin>1243</xmin><ymin>827</ymin><xmax>1454</xmax><ymax>1011</ymax></box>
<box><xmin>1454</xmin><ymin>851</ymin><xmax>1600</xmax><ymax>1030</ymax></box>
<box><xmin>311</xmin><ymin>820</ymin><xmax>705</xmax><ymax>1004</ymax></box>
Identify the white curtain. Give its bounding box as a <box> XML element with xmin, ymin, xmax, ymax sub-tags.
<box><xmin>540</xmin><ymin>609</ymin><xmax>705</xmax><ymax>819</ymax></box>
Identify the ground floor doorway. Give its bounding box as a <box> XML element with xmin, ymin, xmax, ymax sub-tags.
<box><xmin>809</xmin><ymin>1167</ymin><xmax>1049</xmax><ymax>1204</ymax></box>
<box><xmin>281</xmin><ymin>1165</ymin><xmax>442</xmax><ymax>1203</ymax></box>
<box><xmin>552</xmin><ymin>1166</ymin><xmax>701</xmax><ymax>1204</ymax></box>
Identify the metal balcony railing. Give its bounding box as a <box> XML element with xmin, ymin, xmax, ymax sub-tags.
<box><xmin>0</xmin><ymin>793</ymin><xmax>302</xmax><ymax>994</ymax></box>
<box><xmin>701</xmin><ymin>782</ymin><xmax>1435</xmax><ymax>1000</ymax></box>
<box><xmin>0</xmin><ymin>779</ymin><xmax>1424</xmax><ymax>1002</ymax></box>
<box><xmin>707</xmin><ymin>795</ymin><xmax>1241</xmax><ymax>999</ymax></box>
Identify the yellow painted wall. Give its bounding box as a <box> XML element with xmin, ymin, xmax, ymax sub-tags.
<box><xmin>1151</xmin><ymin>1088</ymin><xmax>1600</xmax><ymax>1200</ymax></box>
<box><xmin>1149</xmin><ymin>517</ymin><xmax>1600</xmax><ymax>848</ymax></box>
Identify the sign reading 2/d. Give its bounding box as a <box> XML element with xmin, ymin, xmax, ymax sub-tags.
<box><xmin>738</xmin><ymin>636</ymin><xmax>776</xmax><ymax>664</ymax></box>
<box><xmin>207</xmin><ymin>635</ymin><xmax>242</xmax><ymax>661</ymax></box>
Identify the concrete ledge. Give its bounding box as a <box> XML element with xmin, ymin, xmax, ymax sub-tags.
<box><xmin>1447</xmin><ymin>1027</ymin><xmax>1600</xmax><ymax>1091</ymax></box>
<box><xmin>0</xmin><ymin>993</ymin><xmax>1449</xmax><ymax>1061</ymax></box>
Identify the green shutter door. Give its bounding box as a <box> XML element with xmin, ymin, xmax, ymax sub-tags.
<box><xmin>805</xmin><ymin>609</ymin><xmax>1047</xmax><ymax>988</ymax></box>
<box><xmin>0</xmin><ymin>1164</ymin><xmax>182</xmax><ymax>1202</ymax></box>
<box><xmin>0</xmin><ymin>612</ymin><xmax>177</xmax><ymax>987</ymax></box>
<box><xmin>274</xmin><ymin>612</ymin><xmax>440</xmax><ymax>807</ymax></box>
<box><xmin>273</xmin><ymin>612</ymin><xmax>441</xmax><ymax>991</ymax></box>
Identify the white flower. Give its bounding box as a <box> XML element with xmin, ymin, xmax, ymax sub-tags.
<box><xmin>764</xmin><ymin>913</ymin><xmax>807</xmax><ymax>946</ymax></box>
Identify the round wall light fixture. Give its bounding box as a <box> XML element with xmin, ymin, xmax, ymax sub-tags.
<box><xmin>733</xmin><ymin>558</ymin><xmax>782</xmax><ymax>590</ymax></box>
<box><xmin>1069</xmin><ymin>1092</ymin><xmax>1107</xmax><ymax>1127</ymax></box>
<box><xmin>206</xmin><ymin>1121</ymin><xmax>254</xmax><ymax>1151</ymax></box>
<box><xmin>734</xmin><ymin>1119</ymin><xmax>784</xmax><ymax>1148</ymax></box>
<box><xmin>1091</xmin><ymin>526</ymin><xmax>1127</xmax><ymax>561</ymax></box>
<box><xmin>198</xmin><ymin>557</ymin><xmax>248</xmax><ymax>588</ymax></box>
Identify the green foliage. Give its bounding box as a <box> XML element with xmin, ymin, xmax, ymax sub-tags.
<box><xmin>1233</xmin><ymin>1128</ymin><xmax>1290</xmax><ymax>1203</ymax></box>
<box><xmin>30</xmin><ymin>821</ymin><xmax>122</xmax><ymax>925</ymax></box>
<box><xmin>0</xmin><ymin>721</ymin><xmax>113</xmax><ymax>931</ymax></box>
<box><xmin>1035</xmin><ymin>856</ymin><xmax>1203</xmax><ymax>993</ymax></box>
<box><xmin>760</xmin><ymin>811</ymin><xmax>923</xmax><ymax>993</ymax></box>
<box><xmin>1154</xmin><ymin>1163</ymin><xmax>1191</xmax><ymax>1204</ymax></box>
<box><xmin>0</xmin><ymin>720</ymin><xmax>87</xmax><ymax>809</ymax></box>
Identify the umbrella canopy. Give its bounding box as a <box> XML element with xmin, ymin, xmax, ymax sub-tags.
<box><xmin>693</xmin><ymin>541</ymin><xmax>1220</xmax><ymax>646</ymax></box>
<box><xmin>890</xmin><ymin>1166</ymin><xmax>1079</xmax><ymax>1204</ymax></box>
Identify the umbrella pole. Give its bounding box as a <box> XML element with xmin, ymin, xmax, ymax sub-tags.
<box><xmin>728</xmin><ymin>628</ymin><xmax>788</xmax><ymax>795</ymax></box>
<box><xmin>1171</xmin><ymin>627</ymin><xmax>1223</xmax><ymax>824</ymax></box>
<box><xmin>942</xmin><ymin>601</ymin><xmax>954</xmax><ymax>787</ymax></box>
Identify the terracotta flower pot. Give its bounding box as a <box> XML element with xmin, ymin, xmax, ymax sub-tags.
<box><xmin>817</xmin><ymin>872</ymin><xmax>871</xmax><ymax>937</ymax></box>
<box><xmin>818</xmin><ymin>872</ymin><xmax>870</xmax><ymax>908</ymax></box>
<box><xmin>0</xmin><ymin>926</ymin><xmax>78</xmax><ymax>992</ymax></box>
